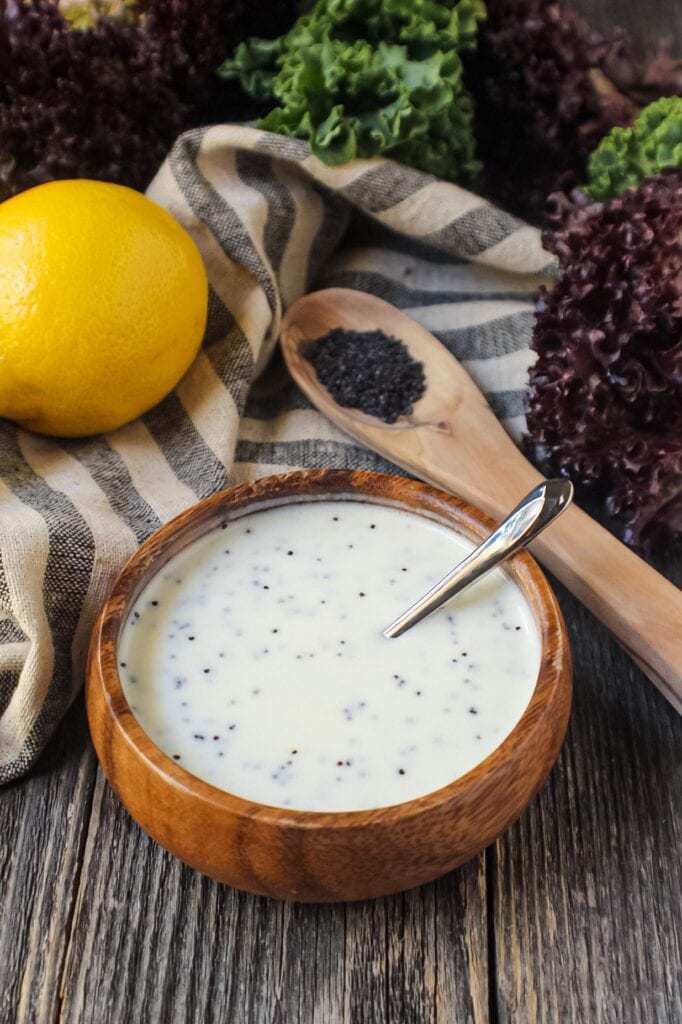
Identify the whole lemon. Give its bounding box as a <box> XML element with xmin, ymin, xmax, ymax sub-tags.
<box><xmin>0</xmin><ymin>180</ymin><xmax>208</xmax><ymax>437</ymax></box>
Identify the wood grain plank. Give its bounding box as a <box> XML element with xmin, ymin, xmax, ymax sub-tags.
<box><xmin>492</xmin><ymin>560</ymin><xmax>682</xmax><ymax>1024</ymax></box>
<box><xmin>484</xmin><ymin>7</ymin><xmax>682</xmax><ymax>1011</ymax></box>
<box><xmin>432</xmin><ymin>860</ymin><xmax>490</xmax><ymax>1024</ymax></box>
<box><xmin>4</xmin><ymin>558</ymin><xmax>680</xmax><ymax>1024</ymax></box>
<box><xmin>0</xmin><ymin>700</ymin><xmax>96</xmax><ymax>1024</ymax></box>
<box><xmin>59</xmin><ymin>772</ymin><xmax>489</xmax><ymax>1024</ymax></box>
<box><xmin>57</xmin><ymin>546</ymin><xmax>682</xmax><ymax>1024</ymax></box>
<box><xmin>8</xmin><ymin>555</ymin><xmax>679</xmax><ymax>1024</ymax></box>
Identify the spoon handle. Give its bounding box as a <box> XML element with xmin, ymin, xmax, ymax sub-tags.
<box><xmin>531</xmin><ymin>504</ymin><xmax>682</xmax><ymax>714</ymax></box>
<box><xmin>384</xmin><ymin>479</ymin><xmax>573</xmax><ymax>638</ymax></box>
<box><xmin>400</xmin><ymin>446</ymin><xmax>682</xmax><ymax>714</ymax></box>
<box><xmin>280</xmin><ymin>288</ymin><xmax>682</xmax><ymax>713</ymax></box>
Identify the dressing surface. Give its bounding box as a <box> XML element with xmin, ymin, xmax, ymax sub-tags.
<box><xmin>118</xmin><ymin>501</ymin><xmax>540</xmax><ymax>811</ymax></box>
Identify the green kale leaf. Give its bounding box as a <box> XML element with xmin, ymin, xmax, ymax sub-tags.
<box><xmin>586</xmin><ymin>96</ymin><xmax>682</xmax><ymax>200</ymax></box>
<box><xmin>218</xmin><ymin>0</ymin><xmax>485</xmax><ymax>184</ymax></box>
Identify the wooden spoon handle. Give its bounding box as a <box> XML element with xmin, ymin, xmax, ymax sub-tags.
<box><xmin>415</xmin><ymin>452</ymin><xmax>682</xmax><ymax>712</ymax></box>
<box><xmin>531</xmin><ymin>505</ymin><xmax>682</xmax><ymax>713</ymax></box>
<box><xmin>280</xmin><ymin>287</ymin><xmax>682</xmax><ymax>712</ymax></box>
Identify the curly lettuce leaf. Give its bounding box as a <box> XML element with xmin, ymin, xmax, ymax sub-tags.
<box><xmin>528</xmin><ymin>170</ymin><xmax>682</xmax><ymax>549</ymax></box>
<box><xmin>218</xmin><ymin>0</ymin><xmax>484</xmax><ymax>182</ymax></box>
<box><xmin>586</xmin><ymin>96</ymin><xmax>682</xmax><ymax>200</ymax></box>
<box><xmin>219</xmin><ymin>0</ymin><xmax>485</xmax><ymax>95</ymax></box>
<box><xmin>303</xmin><ymin>0</ymin><xmax>485</xmax><ymax>57</ymax></box>
<box><xmin>221</xmin><ymin>36</ymin><xmax>286</xmax><ymax>98</ymax></box>
<box><xmin>258</xmin><ymin>40</ymin><xmax>479</xmax><ymax>179</ymax></box>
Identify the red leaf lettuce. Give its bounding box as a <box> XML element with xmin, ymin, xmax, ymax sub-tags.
<box><xmin>527</xmin><ymin>172</ymin><xmax>682</xmax><ymax>548</ymax></box>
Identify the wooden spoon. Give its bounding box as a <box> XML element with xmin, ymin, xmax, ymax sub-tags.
<box><xmin>281</xmin><ymin>287</ymin><xmax>682</xmax><ymax>714</ymax></box>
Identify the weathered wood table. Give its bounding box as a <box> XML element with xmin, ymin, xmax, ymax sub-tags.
<box><xmin>2</xmin><ymin>2</ymin><xmax>682</xmax><ymax>1021</ymax></box>
<box><xmin>1</xmin><ymin>547</ymin><xmax>680</xmax><ymax>1024</ymax></box>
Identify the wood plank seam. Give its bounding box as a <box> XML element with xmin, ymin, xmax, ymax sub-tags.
<box><xmin>55</xmin><ymin>769</ymin><xmax>107</xmax><ymax>1024</ymax></box>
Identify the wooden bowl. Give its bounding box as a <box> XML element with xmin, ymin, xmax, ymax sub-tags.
<box><xmin>86</xmin><ymin>469</ymin><xmax>572</xmax><ymax>902</ymax></box>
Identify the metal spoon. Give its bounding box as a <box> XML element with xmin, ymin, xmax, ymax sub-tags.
<box><xmin>281</xmin><ymin>288</ymin><xmax>682</xmax><ymax>713</ymax></box>
<box><xmin>384</xmin><ymin>479</ymin><xmax>573</xmax><ymax>639</ymax></box>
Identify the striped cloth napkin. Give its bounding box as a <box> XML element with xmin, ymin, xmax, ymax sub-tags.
<box><xmin>0</xmin><ymin>125</ymin><xmax>555</xmax><ymax>783</ymax></box>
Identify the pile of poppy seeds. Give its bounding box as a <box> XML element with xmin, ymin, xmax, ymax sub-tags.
<box><xmin>304</xmin><ymin>327</ymin><xmax>426</xmax><ymax>423</ymax></box>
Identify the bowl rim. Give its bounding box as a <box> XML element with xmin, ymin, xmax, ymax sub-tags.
<box><xmin>89</xmin><ymin>468</ymin><xmax>571</xmax><ymax>830</ymax></box>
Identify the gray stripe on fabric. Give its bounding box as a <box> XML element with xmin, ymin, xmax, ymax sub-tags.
<box><xmin>0</xmin><ymin>427</ymin><xmax>95</xmax><ymax>779</ymax></box>
<box><xmin>138</xmin><ymin>136</ymin><xmax>246</xmax><ymax>500</ymax></box>
<box><xmin>341</xmin><ymin>162</ymin><xmax>431</xmax><ymax>213</ymax></box>
<box><xmin>168</xmin><ymin>130</ymin><xmax>279</xmax><ymax>319</ymax></box>
<box><xmin>235</xmin><ymin>151</ymin><xmax>296</xmax><ymax>275</ymax></box>
<box><xmin>0</xmin><ymin>619</ymin><xmax>28</xmax><ymax>645</ymax></box>
<box><xmin>306</xmin><ymin>185</ymin><xmax>352</xmax><ymax>293</ymax></box>
<box><xmin>204</xmin><ymin>321</ymin><xmax>256</xmax><ymax>417</ymax></box>
<box><xmin>0</xmin><ymin>658</ymin><xmax>81</xmax><ymax>784</ymax></box>
<box><xmin>235</xmin><ymin>439</ymin><xmax>399</xmax><ymax>474</ymax></box>
<box><xmin>143</xmin><ymin>394</ymin><xmax>229</xmax><ymax>502</ymax></box>
<box><xmin>66</xmin><ymin>438</ymin><xmax>162</xmax><ymax>544</ymax></box>
<box><xmin>203</xmin><ymin>288</ymin><xmax>256</xmax><ymax>414</ymax></box>
<box><xmin>244</xmin><ymin>382</ymin><xmax>311</xmax><ymax>420</ymax></box>
<box><xmin>323</xmin><ymin>269</ymin><xmax>536</xmax><ymax>309</ymax></box>
<box><xmin>205</xmin><ymin>286</ymin><xmax>236</xmax><ymax>346</ymax></box>
<box><xmin>0</xmin><ymin>670</ymin><xmax>20</xmax><ymax>720</ymax></box>
<box><xmin>424</xmin><ymin>205</ymin><xmax>524</xmax><ymax>260</ymax></box>
<box><xmin>433</xmin><ymin>310</ymin><xmax>535</xmax><ymax>361</ymax></box>
<box><xmin>487</xmin><ymin>390</ymin><xmax>527</xmax><ymax>419</ymax></box>
<box><xmin>256</xmin><ymin>131</ymin><xmax>311</xmax><ymax>162</ymax></box>
<box><xmin>0</xmin><ymin>549</ymin><xmax>27</xmax><ymax>645</ymax></box>
<box><xmin>0</xmin><ymin>739</ymin><xmax>29</xmax><ymax>783</ymax></box>
<box><xmin>347</xmin><ymin>213</ymin><xmax>466</xmax><ymax>266</ymax></box>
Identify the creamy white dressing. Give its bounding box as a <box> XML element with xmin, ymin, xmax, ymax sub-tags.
<box><xmin>118</xmin><ymin>500</ymin><xmax>540</xmax><ymax>812</ymax></box>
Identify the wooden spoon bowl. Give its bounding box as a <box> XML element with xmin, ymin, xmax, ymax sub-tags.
<box><xmin>87</xmin><ymin>469</ymin><xmax>571</xmax><ymax>903</ymax></box>
<box><xmin>281</xmin><ymin>289</ymin><xmax>682</xmax><ymax>713</ymax></box>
